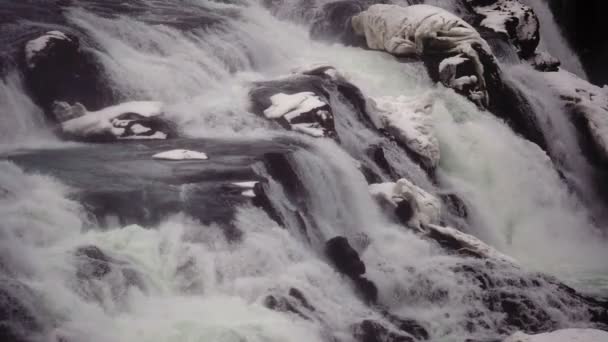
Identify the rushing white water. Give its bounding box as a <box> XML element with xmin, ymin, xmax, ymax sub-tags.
<box><xmin>2</xmin><ymin>1</ymin><xmax>608</xmax><ymax>341</ymax></box>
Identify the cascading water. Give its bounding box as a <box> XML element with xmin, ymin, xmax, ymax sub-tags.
<box><xmin>1</xmin><ymin>1</ymin><xmax>608</xmax><ymax>342</ymax></box>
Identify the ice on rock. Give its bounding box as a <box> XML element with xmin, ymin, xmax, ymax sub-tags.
<box><xmin>352</xmin><ymin>4</ymin><xmax>492</xmax><ymax>106</ymax></box>
<box><xmin>465</xmin><ymin>0</ymin><xmax>539</xmax><ymax>57</ymax></box>
<box><xmin>425</xmin><ymin>224</ymin><xmax>517</xmax><ymax>264</ymax></box>
<box><xmin>25</xmin><ymin>31</ymin><xmax>72</xmax><ymax>68</ymax></box>
<box><xmin>152</xmin><ymin>149</ymin><xmax>208</xmax><ymax>161</ymax></box>
<box><xmin>504</xmin><ymin>329</ymin><xmax>608</xmax><ymax>342</ymax></box>
<box><xmin>264</xmin><ymin>92</ymin><xmax>326</xmax><ymax>120</ymax></box>
<box><xmin>59</xmin><ymin>101</ymin><xmax>172</xmax><ymax>141</ymax></box>
<box><xmin>543</xmin><ymin>70</ymin><xmax>608</xmax><ymax>162</ymax></box>
<box><xmin>371</xmin><ymin>94</ymin><xmax>439</xmax><ymax>170</ymax></box>
<box><xmin>369</xmin><ymin>178</ymin><xmax>441</xmax><ymax>229</ymax></box>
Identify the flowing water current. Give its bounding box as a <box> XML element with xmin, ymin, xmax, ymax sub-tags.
<box><xmin>1</xmin><ymin>1</ymin><xmax>607</xmax><ymax>341</ymax></box>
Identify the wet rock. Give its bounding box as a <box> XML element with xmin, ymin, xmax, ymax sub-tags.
<box><xmin>309</xmin><ymin>1</ymin><xmax>367</xmax><ymax>47</ymax></box>
<box><xmin>353</xmin><ymin>320</ymin><xmax>414</xmax><ymax>342</ymax></box>
<box><xmin>369</xmin><ymin>179</ymin><xmax>441</xmax><ymax>230</ymax></box>
<box><xmin>384</xmin><ymin>312</ymin><xmax>429</xmax><ymax>341</ymax></box>
<box><xmin>289</xmin><ymin>287</ymin><xmax>316</xmax><ymax>312</ymax></box>
<box><xmin>325</xmin><ymin>236</ymin><xmax>366</xmax><ymax>278</ymax></box>
<box><xmin>22</xmin><ymin>31</ymin><xmax>114</xmax><ymax>120</ymax></box>
<box><xmin>353</xmin><ymin>276</ymin><xmax>378</xmax><ymax>305</ymax></box>
<box><xmin>74</xmin><ymin>245</ymin><xmax>112</xmax><ymax>279</ymax></box>
<box><xmin>528</xmin><ymin>52</ymin><xmax>560</xmax><ymax>72</ymax></box>
<box><xmin>0</xmin><ymin>278</ymin><xmax>48</xmax><ymax>342</ymax></box>
<box><xmin>440</xmin><ymin>194</ymin><xmax>469</xmax><ymax>220</ymax></box>
<box><xmin>263</xmin><ymin>294</ymin><xmax>310</xmax><ymax>320</ymax></box>
<box><xmin>57</xmin><ymin>101</ymin><xmax>177</xmax><ymax>142</ymax></box>
<box><xmin>250</xmin><ymin>74</ymin><xmax>337</xmax><ymax>139</ymax></box>
<box><xmin>464</xmin><ymin>0</ymin><xmax>540</xmax><ymax>58</ymax></box>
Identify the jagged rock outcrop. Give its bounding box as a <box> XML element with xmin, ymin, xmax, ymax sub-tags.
<box><xmin>55</xmin><ymin>101</ymin><xmax>177</xmax><ymax>142</ymax></box>
<box><xmin>22</xmin><ymin>30</ymin><xmax>114</xmax><ymax>119</ymax></box>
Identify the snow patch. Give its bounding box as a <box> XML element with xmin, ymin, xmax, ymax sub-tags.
<box><xmin>264</xmin><ymin>92</ymin><xmax>326</xmax><ymax>119</ymax></box>
<box><xmin>369</xmin><ymin>178</ymin><xmax>441</xmax><ymax>229</ymax></box>
<box><xmin>152</xmin><ymin>149</ymin><xmax>208</xmax><ymax>161</ymax></box>
<box><xmin>25</xmin><ymin>31</ymin><xmax>71</xmax><ymax>68</ymax></box>
<box><xmin>352</xmin><ymin>4</ymin><xmax>491</xmax><ymax>106</ymax></box>
<box><xmin>371</xmin><ymin>94</ymin><xmax>439</xmax><ymax>169</ymax></box>
<box><xmin>426</xmin><ymin>224</ymin><xmax>517</xmax><ymax>264</ymax></box>
<box><xmin>543</xmin><ymin>70</ymin><xmax>608</xmax><ymax>161</ymax></box>
<box><xmin>504</xmin><ymin>329</ymin><xmax>608</xmax><ymax>342</ymax></box>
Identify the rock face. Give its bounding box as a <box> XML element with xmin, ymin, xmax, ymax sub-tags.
<box><xmin>542</xmin><ymin>70</ymin><xmax>608</xmax><ymax>167</ymax></box>
<box><xmin>309</xmin><ymin>1</ymin><xmax>367</xmax><ymax>46</ymax></box>
<box><xmin>370</xmin><ymin>95</ymin><xmax>439</xmax><ymax>171</ymax></box>
<box><xmin>352</xmin><ymin>4</ymin><xmax>494</xmax><ymax>107</ymax></box>
<box><xmin>369</xmin><ymin>179</ymin><xmax>441</xmax><ymax>230</ymax></box>
<box><xmin>504</xmin><ymin>329</ymin><xmax>608</xmax><ymax>342</ymax></box>
<box><xmin>249</xmin><ymin>68</ymin><xmax>338</xmax><ymax>139</ymax></box>
<box><xmin>57</xmin><ymin>101</ymin><xmax>177</xmax><ymax>142</ymax></box>
<box><xmin>464</xmin><ymin>0</ymin><xmax>540</xmax><ymax>59</ymax></box>
<box><xmin>22</xmin><ymin>30</ymin><xmax>114</xmax><ymax>119</ymax></box>
<box><xmin>325</xmin><ymin>236</ymin><xmax>377</xmax><ymax>304</ymax></box>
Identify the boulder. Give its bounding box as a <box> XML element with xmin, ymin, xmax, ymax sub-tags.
<box><xmin>353</xmin><ymin>319</ymin><xmax>414</xmax><ymax>342</ymax></box>
<box><xmin>22</xmin><ymin>30</ymin><xmax>113</xmax><ymax>119</ymax></box>
<box><xmin>369</xmin><ymin>179</ymin><xmax>441</xmax><ymax>229</ymax></box>
<box><xmin>57</xmin><ymin>101</ymin><xmax>177</xmax><ymax>142</ymax></box>
<box><xmin>352</xmin><ymin>4</ymin><xmax>494</xmax><ymax>107</ymax></box>
<box><xmin>464</xmin><ymin>0</ymin><xmax>540</xmax><ymax>58</ymax></box>
<box><xmin>310</xmin><ymin>1</ymin><xmax>367</xmax><ymax>47</ymax></box>
<box><xmin>369</xmin><ymin>95</ymin><xmax>439</xmax><ymax>171</ymax></box>
<box><xmin>325</xmin><ymin>236</ymin><xmax>366</xmax><ymax>278</ymax></box>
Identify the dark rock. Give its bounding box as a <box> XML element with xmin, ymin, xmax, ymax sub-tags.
<box><xmin>289</xmin><ymin>287</ymin><xmax>316</xmax><ymax>312</ymax></box>
<box><xmin>529</xmin><ymin>52</ymin><xmax>561</xmax><ymax>72</ymax></box>
<box><xmin>384</xmin><ymin>312</ymin><xmax>429</xmax><ymax>341</ymax></box>
<box><xmin>22</xmin><ymin>31</ymin><xmax>114</xmax><ymax>121</ymax></box>
<box><xmin>353</xmin><ymin>320</ymin><xmax>414</xmax><ymax>342</ymax></box>
<box><xmin>74</xmin><ymin>245</ymin><xmax>112</xmax><ymax>279</ymax></box>
<box><xmin>440</xmin><ymin>194</ymin><xmax>468</xmax><ymax>219</ymax></box>
<box><xmin>353</xmin><ymin>276</ymin><xmax>378</xmax><ymax>305</ymax></box>
<box><xmin>249</xmin><ymin>75</ymin><xmax>337</xmax><ymax>139</ymax></box>
<box><xmin>394</xmin><ymin>200</ymin><xmax>415</xmax><ymax>226</ymax></box>
<box><xmin>310</xmin><ymin>1</ymin><xmax>367</xmax><ymax>47</ymax></box>
<box><xmin>424</xmin><ymin>226</ymin><xmax>484</xmax><ymax>259</ymax></box>
<box><xmin>325</xmin><ymin>236</ymin><xmax>366</xmax><ymax>278</ymax></box>
<box><xmin>263</xmin><ymin>294</ymin><xmax>310</xmax><ymax>320</ymax></box>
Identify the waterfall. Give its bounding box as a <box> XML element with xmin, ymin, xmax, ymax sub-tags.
<box><xmin>1</xmin><ymin>1</ymin><xmax>607</xmax><ymax>341</ymax></box>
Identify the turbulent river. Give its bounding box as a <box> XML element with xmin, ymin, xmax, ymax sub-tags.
<box><xmin>1</xmin><ymin>1</ymin><xmax>608</xmax><ymax>342</ymax></box>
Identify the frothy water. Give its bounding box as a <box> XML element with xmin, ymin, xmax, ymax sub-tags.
<box><xmin>1</xmin><ymin>0</ymin><xmax>608</xmax><ymax>341</ymax></box>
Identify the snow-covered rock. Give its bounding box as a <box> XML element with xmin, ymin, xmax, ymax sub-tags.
<box><xmin>504</xmin><ymin>329</ymin><xmax>608</xmax><ymax>342</ymax></box>
<box><xmin>370</xmin><ymin>95</ymin><xmax>439</xmax><ymax>170</ymax></box>
<box><xmin>425</xmin><ymin>224</ymin><xmax>516</xmax><ymax>263</ymax></box>
<box><xmin>369</xmin><ymin>178</ymin><xmax>441</xmax><ymax>229</ymax></box>
<box><xmin>465</xmin><ymin>0</ymin><xmax>540</xmax><ymax>58</ymax></box>
<box><xmin>152</xmin><ymin>149</ymin><xmax>208</xmax><ymax>161</ymax></box>
<box><xmin>352</xmin><ymin>4</ymin><xmax>493</xmax><ymax>107</ymax></box>
<box><xmin>263</xmin><ymin>92</ymin><xmax>332</xmax><ymax>138</ymax></box>
<box><xmin>25</xmin><ymin>31</ymin><xmax>73</xmax><ymax>69</ymax></box>
<box><xmin>23</xmin><ymin>30</ymin><xmax>115</xmax><ymax>119</ymax></box>
<box><xmin>528</xmin><ymin>51</ymin><xmax>560</xmax><ymax>72</ymax></box>
<box><xmin>543</xmin><ymin>70</ymin><xmax>608</xmax><ymax>164</ymax></box>
<box><xmin>58</xmin><ymin>101</ymin><xmax>176</xmax><ymax>142</ymax></box>
<box><xmin>231</xmin><ymin>181</ymin><xmax>259</xmax><ymax>198</ymax></box>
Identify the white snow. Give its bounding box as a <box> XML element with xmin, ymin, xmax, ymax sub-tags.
<box><xmin>426</xmin><ymin>224</ymin><xmax>517</xmax><ymax>264</ymax></box>
<box><xmin>504</xmin><ymin>329</ymin><xmax>608</xmax><ymax>342</ymax></box>
<box><xmin>119</xmin><ymin>131</ymin><xmax>167</xmax><ymax>140</ymax></box>
<box><xmin>468</xmin><ymin>0</ymin><xmax>538</xmax><ymax>53</ymax></box>
<box><xmin>371</xmin><ymin>94</ymin><xmax>440</xmax><ymax>169</ymax></box>
<box><xmin>241</xmin><ymin>190</ymin><xmax>256</xmax><ymax>198</ymax></box>
<box><xmin>25</xmin><ymin>31</ymin><xmax>71</xmax><ymax>68</ymax></box>
<box><xmin>439</xmin><ymin>55</ymin><xmax>479</xmax><ymax>91</ymax></box>
<box><xmin>262</xmin><ymin>92</ymin><xmax>330</xmax><ymax>138</ymax></box>
<box><xmin>369</xmin><ymin>178</ymin><xmax>441</xmax><ymax>229</ymax></box>
<box><xmin>231</xmin><ymin>181</ymin><xmax>258</xmax><ymax>189</ymax></box>
<box><xmin>352</xmin><ymin>4</ymin><xmax>491</xmax><ymax>106</ymax></box>
<box><xmin>61</xmin><ymin>101</ymin><xmax>165</xmax><ymax>139</ymax></box>
<box><xmin>543</xmin><ymin>70</ymin><xmax>608</xmax><ymax>161</ymax></box>
<box><xmin>264</xmin><ymin>92</ymin><xmax>326</xmax><ymax>119</ymax></box>
<box><xmin>152</xmin><ymin>149</ymin><xmax>208</xmax><ymax>160</ymax></box>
